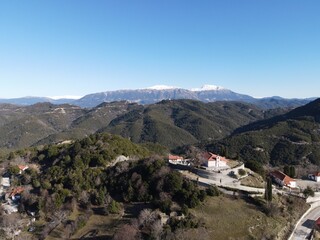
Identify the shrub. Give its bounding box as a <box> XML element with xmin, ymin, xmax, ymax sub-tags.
<box><xmin>238</xmin><ymin>169</ymin><xmax>246</xmax><ymax>176</ymax></box>
<box><xmin>303</xmin><ymin>186</ymin><xmax>315</xmax><ymax>198</ymax></box>
<box><xmin>108</xmin><ymin>200</ymin><xmax>122</xmax><ymax>214</ymax></box>
<box><xmin>206</xmin><ymin>185</ymin><xmax>220</xmax><ymax>196</ymax></box>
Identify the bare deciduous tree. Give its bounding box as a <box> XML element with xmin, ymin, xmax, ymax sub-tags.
<box><xmin>113</xmin><ymin>224</ymin><xmax>139</xmax><ymax>240</ymax></box>
<box><xmin>150</xmin><ymin>219</ymin><xmax>163</xmax><ymax>240</ymax></box>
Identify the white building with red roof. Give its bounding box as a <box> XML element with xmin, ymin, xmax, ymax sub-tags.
<box><xmin>168</xmin><ymin>154</ymin><xmax>184</xmax><ymax>164</ymax></box>
<box><xmin>270</xmin><ymin>170</ymin><xmax>297</xmax><ymax>188</ymax></box>
<box><xmin>203</xmin><ymin>152</ymin><xmax>228</xmax><ymax>169</ymax></box>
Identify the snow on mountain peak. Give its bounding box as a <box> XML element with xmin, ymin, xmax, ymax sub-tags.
<box><xmin>48</xmin><ymin>95</ymin><xmax>83</xmax><ymax>100</ymax></box>
<box><xmin>191</xmin><ymin>85</ymin><xmax>225</xmax><ymax>92</ymax></box>
<box><xmin>145</xmin><ymin>85</ymin><xmax>179</xmax><ymax>90</ymax></box>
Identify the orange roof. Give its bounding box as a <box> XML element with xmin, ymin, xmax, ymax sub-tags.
<box><xmin>9</xmin><ymin>186</ymin><xmax>24</xmax><ymax>197</ymax></box>
<box><xmin>270</xmin><ymin>170</ymin><xmax>295</xmax><ymax>185</ymax></box>
<box><xmin>18</xmin><ymin>165</ymin><xmax>28</xmax><ymax>171</ymax></box>
<box><xmin>204</xmin><ymin>152</ymin><xmax>228</xmax><ymax>162</ymax></box>
<box><xmin>168</xmin><ymin>154</ymin><xmax>183</xmax><ymax>161</ymax></box>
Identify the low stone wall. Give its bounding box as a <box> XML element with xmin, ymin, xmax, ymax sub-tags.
<box><xmin>231</xmin><ymin>163</ymin><xmax>245</xmax><ymax>172</ymax></box>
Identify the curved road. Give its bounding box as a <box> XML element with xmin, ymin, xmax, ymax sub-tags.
<box><xmin>290</xmin><ymin>206</ymin><xmax>320</xmax><ymax>240</ymax></box>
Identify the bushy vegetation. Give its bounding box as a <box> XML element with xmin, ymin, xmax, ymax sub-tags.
<box><xmin>0</xmin><ymin>134</ymin><xmax>149</xmax><ymax>236</ymax></box>
<box><xmin>106</xmin><ymin>158</ymin><xmax>207</xmax><ymax>212</ymax></box>
<box><xmin>3</xmin><ymin>132</ymin><xmax>213</xmax><ymax>239</ymax></box>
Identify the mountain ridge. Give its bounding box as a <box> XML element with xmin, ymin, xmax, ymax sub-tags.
<box><xmin>0</xmin><ymin>85</ymin><xmax>316</xmax><ymax>109</ymax></box>
<box><xmin>0</xmin><ymin>99</ymin><xmax>283</xmax><ymax>150</ymax></box>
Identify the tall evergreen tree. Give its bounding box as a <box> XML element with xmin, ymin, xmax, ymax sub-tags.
<box><xmin>289</xmin><ymin>166</ymin><xmax>296</xmax><ymax>178</ymax></box>
<box><xmin>265</xmin><ymin>177</ymin><xmax>272</xmax><ymax>202</ymax></box>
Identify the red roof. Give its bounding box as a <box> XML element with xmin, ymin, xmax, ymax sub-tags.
<box><xmin>314</xmin><ymin>172</ymin><xmax>320</xmax><ymax>177</ymax></box>
<box><xmin>203</xmin><ymin>152</ymin><xmax>228</xmax><ymax>162</ymax></box>
<box><xmin>270</xmin><ymin>170</ymin><xmax>295</xmax><ymax>186</ymax></box>
<box><xmin>168</xmin><ymin>155</ymin><xmax>183</xmax><ymax>161</ymax></box>
<box><xmin>18</xmin><ymin>165</ymin><xmax>28</xmax><ymax>171</ymax></box>
<box><xmin>9</xmin><ymin>186</ymin><xmax>24</xmax><ymax>197</ymax></box>
<box><xmin>316</xmin><ymin>217</ymin><xmax>320</xmax><ymax>227</ymax></box>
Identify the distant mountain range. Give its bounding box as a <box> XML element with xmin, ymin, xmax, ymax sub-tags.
<box><xmin>0</xmin><ymin>85</ymin><xmax>316</xmax><ymax>109</ymax></box>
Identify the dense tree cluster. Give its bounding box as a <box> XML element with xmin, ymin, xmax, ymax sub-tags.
<box><xmin>106</xmin><ymin>158</ymin><xmax>207</xmax><ymax>213</ymax></box>
<box><xmin>4</xmin><ymin>133</ymin><xmax>213</xmax><ymax>239</ymax></box>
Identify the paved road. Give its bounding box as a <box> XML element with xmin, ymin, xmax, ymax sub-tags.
<box><xmin>180</xmin><ymin>170</ymin><xmax>265</xmax><ymax>194</ymax></box>
<box><xmin>290</xmin><ymin>206</ymin><xmax>320</xmax><ymax>240</ymax></box>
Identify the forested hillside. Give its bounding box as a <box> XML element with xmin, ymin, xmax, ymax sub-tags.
<box><xmin>0</xmin><ymin>100</ymin><xmax>286</xmax><ymax>150</ymax></box>
<box><xmin>102</xmin><ymin>100</ymin><xmax>275</xmax><ymax>148</ymax></box>
<box><xmin>207</xmin><ymin>98</ymin><xmax>320</xmax><ymax>167</ymax></box>
<box><xmin>2</xmin><ymin>133</ymin><xmax>212</xmax><ymax>239</ymax></box>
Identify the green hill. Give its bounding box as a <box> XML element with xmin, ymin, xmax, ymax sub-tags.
<box><xmin>0</xmin><ymin>100</ymin><xmax>288</xmax><ymax>150</ymax></box>
<box><xmin>35</xmin><ymin>101</ymin><xmax>140</xmax><ymax>146</ymax></box>
<box><xmin>207</xmin><ymin>98</ymin><xmax>320</xmax><ymax>166</ymax></box>
<box><xmin>0</xmin><ymin>103</ymin><xmax>85</xmax><ymax>148</ymax></box>
<box><xmin>0</xmin><ymin>102</ymin><xmax>139</xmax><ymax>149</ymax></box>
<box><xmin>101</xmin><ymin>99</ymin><xmax>269</xmax><ymax>148</ymax></box>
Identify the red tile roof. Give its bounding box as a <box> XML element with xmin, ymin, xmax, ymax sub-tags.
<box><xmin>9</xmin><ymin>186</ymin><xmax>24</xmax><ymax>197</ymax></box>
<box><xmin>203</xmin><ymin>152</ymin><xmax>228</xmax><ymax>162</ymax></box>
<box><xmin>168</xmin><ymin>155</ymin><xmax>183</xmax><ymax>161</ymax></box>
<box><xmin>270</xmin><ymin>170</ymin><xmax>295</xmax><ymax>186</ymax></box>
<box><xmin>18</xmin><ymin>165</ymin><xmax>28</xmax><ymax>171</ymax></box>
<box><xmin>316</xmin><ymin>217</ymin><xmax>320</xmax><ymax>228</ymax></box>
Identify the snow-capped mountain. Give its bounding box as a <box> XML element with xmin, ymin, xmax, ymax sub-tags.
<box><xmin>190</xmin><ymin>84</ymin><xmax>225</xmax><ymax>91</ymax></box>
<box><xmin>0</xmin><ymin>85</ymin><xmax>315</xmax><ymax>109</ymax></box>
<box><xmin>144</xmin><ymin>85</ymin><xmax>180</xmax><ymax>90</ymax></box>
<box><xmin>73</xmin><ymin>85</ymin><xmax>253</xmax><ymax>108</ymax></box>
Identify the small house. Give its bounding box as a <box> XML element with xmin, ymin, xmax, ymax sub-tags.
<box><xmin>1</xmin><ymin>176</ymin><xmax>10</xmax><ymax>188</ymax></box>
<box><xmin>270</xmin><ymin>170</ymin><xmax>297</xmax><ymax>188</ymax></box>
<box><xmin>168</xmin><ymin>154</ymin><xmax>184</xmax><ymax>164</ymax></box>
<box><xmin>9</xmin><ymin>186</ymin><xmax>24</xmax><ymax>201</ymax></box>
<box><xmin>308</xmin><ymin>172</ymin><xmax>320</xmax><ymax>182</ymax></box>
<box><xmin>18</xmin><ymin>165</ymin><xmax>29</xmax><ymax>174</ymax></box>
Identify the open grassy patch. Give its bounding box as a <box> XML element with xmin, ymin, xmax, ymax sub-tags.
<box><xmin>241</xmin><ymin>172</ymin><xmax>265</xmax><ymax>188</ymax></box>
<box><xmin>189</xmin><ymin>194</ymin><xmax>308</xmax><ymax>240</ymax></box>
<box><xmin>227</xmin><ymin>159</ymin><xmax>241</xmax><ymax>168</ymax></box>
<box><xmin>70</xmin><ymin>213</ymin><xmax>121</xmax><ymax>239</ymax></box>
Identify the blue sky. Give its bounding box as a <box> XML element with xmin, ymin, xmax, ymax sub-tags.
<box><xmin>0</xmin><ymin>1</ymin><xmax>319</xmax><ymax>98</ymax></box>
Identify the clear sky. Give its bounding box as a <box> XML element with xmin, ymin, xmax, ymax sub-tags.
<box><xmin>0</xmin><ymin>0</ymin><xmax>319</xmax><ymax>98</ymax></box>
